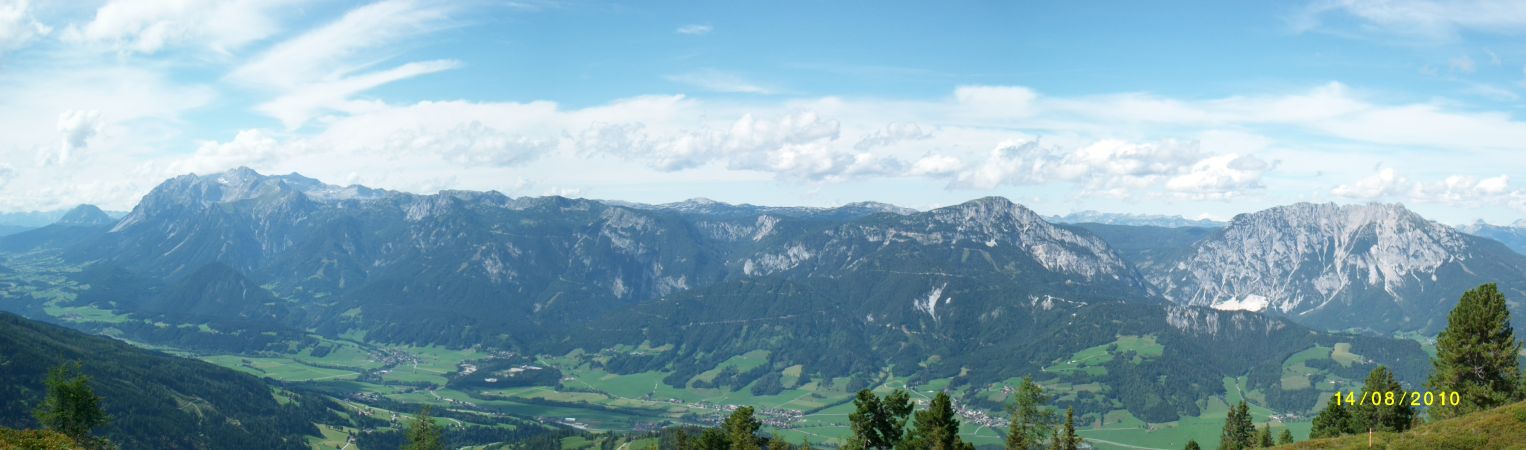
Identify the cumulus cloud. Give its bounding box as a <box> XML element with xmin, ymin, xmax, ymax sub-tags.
<box><xmin>1332</xmin><ymin>167</ymin><xmax>1407</xmax><ymax>199</ymax></box>
<box><xmin>949</xmin><ymin>138</ymin><xmax>1268</xmax><ymax>199</ymax></box>
<box><xmin>676</xmin><ymin>24</ymin><xmax>712</xmax><ymax>35</ymax></box>
<box><xmin>907</xmin><ymin>154</ymin><xmax>963</xmax><ymax>176</ymax></box>
<box><xmin>1411</xmin><ymin>174</ymin><xmax>1515</xmax><ymax>202</ymax></box>
<box><xmin>40</xmin><ymin>110</ymin><xmax>103</xmax><ymax>166</ymax></box>
<box><xmin>855</xmin><ymin>122</ymin><xmax>932</xmax><ymax>150</ymax></box>
<box><xmin>1164</xmin><ymin>154</ymin><xmax>1269</xmax><ymax>199</ymax></box>
<box><xmin>1332</xmin><ymin>169</ymin><xmax>1526</xmax><ymax>210</ymax></box>
<box><xmin>566</xmin><ymin>110</ymin><xmax>916</xmax><ymax>180</ymax></box>
<box><xmin>63</xmin><ymin>0</ymin><xmax>295</xmax><ymax>55</ymax></box>
<box><xmin>0</xmin><ymin>0</ymin><xmax>49</xmax><ymax>53</ymax></box>
<box><xmin>167</xmin><ymin>129</ymin><xmax>287</xmax><ymax>175</ymax></box>
<box><xmin>387</xmin><ymin>121</ymin><xmax>553</xmax><ymax>167</ymax></box>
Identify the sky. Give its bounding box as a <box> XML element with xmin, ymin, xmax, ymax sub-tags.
<box><xmin>3</xmin><ymin>0</ymin><xmax>1526</xmax><ymax>224</ymax></box>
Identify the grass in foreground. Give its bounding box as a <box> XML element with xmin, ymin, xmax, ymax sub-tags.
<box><xmin>1285</xmin><ymin>400</ymin><xmax>1526</xmax><ymax>450</ymax></box>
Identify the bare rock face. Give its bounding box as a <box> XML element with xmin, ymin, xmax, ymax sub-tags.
<box><xmin>1152</xmin><ymin>202</ymin><xmax>1526</xmax><ymax>333</ymax></box>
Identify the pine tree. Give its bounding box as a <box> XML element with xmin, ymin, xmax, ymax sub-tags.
<box><xmin>845</xmin><ymin>389</ymin><xmax>913</xmax><ymax>450</ymax></box>
<box><xmin>904</xmin><ymin>392</ymin><xmax>974</xmax><ymax>450</ymax></box>
<box><xmin>676</xmin><ymin>429</ymin><xmax>691</xmax><ymax>450</ymax></box>
<box><xmin>766</xmin><ymin>433</ymin><xmax>789</xmax><ymax>450</ymax></box>
<box><xmin>33</xmin><ymin>363</ymin><xmax>109</xmax><ymax>448</ymax></box>
<box><xmin>1047</xmin><ymin>407</ymin><xmax>1079</xmax><ymax>450</ymax></box>
<box><xmin>1353</xmin><ymin>366</ymin><xmax>1414</xmax><ymax>432</ymax></box>
<box><xmin>402</xmin><ymin>406</ymin><xmax>443</xmax><ymax>450</ymax></box>
<box><xmin>1182</xmin><ymin>439</ymin><xmax>1201</xmax><ymax>450</ymax></box>
<box><xmin>696</xmin><ymin>428</ymin><xmax>729</xmax><ymax>450</ymax></box>
<box><xmin>1309</xmin><ymin>400</ymin><xmax>1353</xmax><ymax>439</ymax></box>
<box><xmin>1255</xmin><ymin>424</ymin><xmax>1272</xmax><ymax>447</ymax></box>
<box><xmin>1006</xmin><ymin>376</ymin><xmax>1056</xmax><ymax>450</ymax></box>
<box><xmin>1218</xmin><ymin>401</ymin><xmax>1254</xmax><ymax>450</ymax></box>
<box><xmin>1277</xmin><ymin>428</ymin><xmax>1294</xmax><ymax>445</ymax></box>
<box><xmin>724</xmin><ymin>406</ymin><xmax>762</xmax><ymax>450</ymax></box>
<box><xmin>1427</xmin><ymin>283</ymin><xmax>1524</xmax><ymax>419</ymax></box>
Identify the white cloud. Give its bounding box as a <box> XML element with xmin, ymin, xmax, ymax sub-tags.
<box><xmin>255</xmin><ymin>59</ymin><xmax>462</xmax><ymax>128</ymax></box>
<box><xmin>1164</xmin><ymin>154</ymin><xmax>1268</xmax><ymax>199</ymax></box>
<box><xmin>947</xmin><ymin>138</ymin><xmax>1266</xmax><ymax>199</ymax></box>
<box><xmin>1332</xmin><ymin>169</ymin><xmax>1526</xmax><ymax>211</ymax></box>
<box><xmin>675</xmin><ymin>24</ymin><xmax>711</xmax><ymax>35</ymax></box>
<box><xmin>952</xmin><ymin>85</ymin><xmax>1038</xmax><ymax>120</ymax></box>
<box><xmin>64</xmin><ymin>0</ymin><xmax>295</xmax><ymax>55</ymax></box>
<box><xmin>167</xmin><ymin>128</ymin><xmax>287</xmax><ymax>175</ymax></box>
<box><xmin>1298</xmin><ymin>0</ymin><xmax>1526</xmax><ymax>39</ymax></box>
<box><xmin>1332</xmin><ymin>167</ymin><xmax>1406</xmax><ymax>199</ymax></box>
<box><xmin>907</xmin><ymin>154</ymin><xmax>963</xmax><ymax>176</ymax></box>
<box><xmin>387</xmin><ymin>121</ymin><xmax>553</xmax><ymax>167</ymax></box>
<box><xmin>0</xmin><ymin>0</ymin><xmax>48</xmax><ymax>53</ymax></box>
<box><xmin>855</xmin><ymin>122</ymin><xmax>932</xmax><ymax>150</ymax></box>
<box><xmin>230</xmin><ymin>0</ymin><xmax>459</xmax><ymax>128</ymax></box>
<box><xmin>573</xmin><ymin>111</ymin><xmax>863</xmax><ymax>179</ymax></box>
<box><xmin>44</xmin><ymin>110</ymin><xmax>103</xmax><ymax>165</ymax></box>
<box><xmin>665</xmin><ymin>69</ymin><xmax>774</xmax><ymax>94</ymax></box>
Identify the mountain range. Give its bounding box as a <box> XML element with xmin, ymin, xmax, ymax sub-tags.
<box><xmin>0</xmin><ymin>312</ymin><xmax>332</xmax><ymax>449</ymax></box>
<box><xmin>1048</xmin><ymin>210</ymin><xmax>1227</xmax><ymax>228</ymax></box>
<box><xmin>1</xmin><ymin>167</ymin><xmax>1518</xmax><ymax>425</ymax></box>
<box><xmin>1458</xmin><ymin>220</ymin><xmax>1526</xmax><ymax>257</ymax></box>
<box><xmin>14</xmin><ymin>167</ymin><xmax>1511</xmax><ymax>337</ymax></box>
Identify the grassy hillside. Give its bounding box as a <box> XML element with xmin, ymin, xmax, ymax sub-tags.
<box><xmin>0</xmin><ymin>312</ymin><xmax>333</xmax><ymax>450</ymax></box>
<box><xmin>1285</xmin><ymin>401</ymin><xmax>1526</xmax><ymax>449</ymax></box>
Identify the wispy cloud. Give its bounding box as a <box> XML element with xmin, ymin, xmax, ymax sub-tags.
<box><xmin>63</xmin><ymin>0</ymin><xmax>297</xmax><ymax>55</ymax></box>
<box><xmin>230</xmin><ymin>0</ymin><xmax>461</xmax><ymax>128</ymax></box>
<box><xmin>665</xmin><ymin>69</ymin><xmax>775</xmax><ymax>94</ymax></box>
<box><xmin>1296</xmin><ymin>0</ymin><xmax>1526</xmax><ymax>40</ymax></box>
<box><xmin>675</xmin><ymin>24</ymin><xmax>711</xmax><ymax>35</ymax></box>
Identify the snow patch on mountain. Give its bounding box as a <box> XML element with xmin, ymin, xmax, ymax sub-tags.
<box><xmin>1210</xmin><ymin>295</ymin><xmax>1268</xmax><ymax>312</ymax></box>
<box><xmin>915</xmin><ymin>283</ymin><xmax>948</xmax><ymax>320</ymax></box>
<box><xmin>1156</xmin><ymin>203</ymin><xmax>1471</xmax><ymax>315</ymax></box>
<box><xmin>742</xmin><ymin>244</ymin><xmax>813</xmax><ymax>276</ymax></box>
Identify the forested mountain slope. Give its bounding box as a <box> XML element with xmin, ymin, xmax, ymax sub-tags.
<box><xmin>0</xmin><ymin>312</ymin><xmax>332</xmax><ymax>450</ymax></box>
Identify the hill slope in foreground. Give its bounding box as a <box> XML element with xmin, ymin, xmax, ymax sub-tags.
<box><xmin>1286</xmin><ymin>401</ymin><xmax>1526</xmax><ymax>449</ymax></box>
<box><xmin>0</xmin><ymin>312</ymin><xmax>330</xmax><ymax>450</ymax></box>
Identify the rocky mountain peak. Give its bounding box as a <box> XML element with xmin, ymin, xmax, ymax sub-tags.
<box><xmin>55</xmin><ymin>204</ymin><xmax>114</xmax><ymax>226</ymax></box>
<box><xmin>1151</xmin><ymin>201</ymin><xmax>1526</xmax><ymax>333</ymax></box>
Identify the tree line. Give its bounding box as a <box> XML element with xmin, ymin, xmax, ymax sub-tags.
<box><xmin>1298</xmin><ymin>283</ymin><xmax>1526</xmax><ymax>443</ymax></box>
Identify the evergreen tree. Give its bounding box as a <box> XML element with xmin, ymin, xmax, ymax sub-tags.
<box><xmin>903</xmin><ymin>392</ymin><xmax>974</xmax><ymax>450</ymax></box>
<box><xmin>1182</xmin><ymin>439</ymin><xmax>1201</xmax><ymax>450</ymax></box>
<box><xmin>33</xmin><ymin>363</ymin><xmax>109</xmax><ymax>447</ymax></box>
<box><xmin>1218</xmin><ymin>401</ymin><xmax>1254</xmax><ymax>450</ymax></box>
<box><xmin>1427</xmin><ymin>283</ymin><xmax>1524</xmax><ymax>419</ymax></box>
<box><xmin>1255</xmin><ymin>424</ymin><xmax>1272</xmax><ymax>447</ymax></box>
<box><xmin>845</xmin><ymin>389</ymin><xmax>913</xmax><ymax>450</ymax></box>
<box><xmin>402</xmin><ymin>406</ymin><xmax>443</xmax><ymax>450</ymax></box>
<box><xmin>696</xmin><ymin>428</ymin><xmax>730</xmax><ymax>450</ymax></box>
<box><xmin>800</xmin><ymin>437</ymin><xmax>813</xmax><ymax>450</ymax></box>
<box><xmin>1353</xmin><ymin>366</ymin><xmax>1414</xmax><ymax>432</ymax></box>
<box><xmin>724</xmin><ymin>407</ymin><xmax>762</xmax><ymax>450</ymax></box>
<box><xmin>1277</xmin><ymin>428</ymin><xmax>1294</xmax><ymax>445</ymax></box>
<box><xmin>1309</xmin><ymin>400</ymin><xmax>1354</xmax><ymax>439</ymax></box>
<box><xmin>767</xmin><ymin>433</ymin><xmax>789</xmax><ymax>450</ymax></box>
<box><xmin>1045</xmin><ymin>407</ymin><xmax>1079</xmax><ymax>450</ymax></box>
<box><xmin>1005</xmin><ymin>377</ymin><xmax>1056</xmax><ymax>450</ymax></box>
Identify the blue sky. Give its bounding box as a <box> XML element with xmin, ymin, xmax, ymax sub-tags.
<box><xmin>2</xmin><ymin>0</ymin><xmax>1526</xmax><ymax>224</ymax></box>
